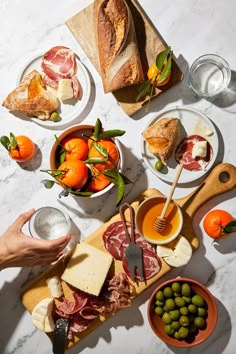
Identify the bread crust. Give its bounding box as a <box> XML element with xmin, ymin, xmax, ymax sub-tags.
<box><xmin>142</xmin><ymin>118</ymin><xmax>180</xmax><ymax>163</ymax></box>
<box><xmin>2</xmin><ymin>70</ymin><xmax>59</xmax><ymax>120</ymax></box>
<box><xmin>94</xmin><ymin>0</ymin><xmax>144</xmax><ymax>92</ymax></box>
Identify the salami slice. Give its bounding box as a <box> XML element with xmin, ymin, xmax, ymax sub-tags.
<box><xmin>41</xmin><ymin>46</ymin><xmax>76</xmax><ymax>81</ymax></box>
<box><xmin>175</xmin><ymin>135</ymin><xmax>213</xmax><ymax>171</ymax></box>
<box><xmin>122</xmin><ymin>248</ymin><xmax>161</xmax><ymax>281</ymax></box>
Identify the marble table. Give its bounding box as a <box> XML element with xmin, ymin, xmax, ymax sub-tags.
<box><xmin>0</xmin><ymin>0</ymin><xmax>236</xmax><ymax>353</ymax></box>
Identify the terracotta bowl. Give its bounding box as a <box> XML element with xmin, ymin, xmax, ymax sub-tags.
<box><xmin>148</xmin><ymin>277</ymin><xmax>218</xmax><ymax>347</ymax></box>
<box><xmin>135</xmin><ymin>196</ymin><xmax>183</xmax><ymax>245</ymax></box>
<box><xmin>49</xmin><ymin>124</ymin><xmax>123</xmax><ymax>198</ymax></box>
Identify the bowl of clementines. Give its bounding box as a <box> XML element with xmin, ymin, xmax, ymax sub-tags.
<box><xmin>43</xmin><ymin>118</ymin><xmax>129</xmax><ymax>205</ymax></box>
<box><xmin>148</xmin><ymin>277</ymin><xmax>218</xmax><ymax>348</ymax></box>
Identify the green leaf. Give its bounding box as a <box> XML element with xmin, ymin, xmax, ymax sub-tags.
<box><xmin>41</xmin><ymin>179</ymin><xmax>55</xmax><ymax>189</ymax></box>
<box><xmin>0</xmin><ymin>136</ymin><xmax>10</xmax><ymax>151</ymax></box>
<box><xmin>68</xmin><ymin>190</ymin><xmax>93</xmax><ymax>197</ymax></box>
<box><xmin>119</xmin><ymin>172</ymin><xmax>132</xmax><ymax>184</ymax></box>
<box><xmin>84</xmin><ymin>157</ymin><xmax>106</xmax><ymax>164</ymax></box>
<box><xmin>94</xmin><ymin>118</ymin><xmax>102</xmax><ymax>139</ymax></box>
<box><xmin>136</xmin><ymin>79</ymin><xmax>152</xmax><ymax>102</ymax></box>
<box><xmin>146</xmin><ymin>82</ymin><xmax>156</xmax><ymax>112</ymax></box>
<box><xmin>40</xmin><ymin>169</ymin><xmax>64</xmax><ymax>178</ymax></box>
<box><xmin>98</xmin><ymin>130</ymin><xmax>126</xmax><ymax>140</ymax></box>
<box><xmin>156</xmin><ymin>46</ymin><xmax>171</xmax><ymax>71</ymax></box>
<box><xmin>223</xmin><ymin>220</ymin><xmax>236</xmax><ymax>234</ymax></box>
<box><xmin>10</xmin><ymin>132</ymin><xmax>18</xmax><ymax>149</ymax></box>
<box><xmin>60</xmin><ymin>151</ymin><xmax>66</xmax><ymax>164</ymax></box>
<box><xmin>103</xmin><ymin>169</ymin><xmax>119</xmax><ymax>183</ymax></box>
<box><xmin>157</xmin><ymin>52</ymin><xmax>172</xmax><ymax>84</ymax></box>
<box><xmin>116</xmin><ymin>173</ymin><xmax>125</xmax><ymax>206</ymax></box>
<box><xmin>93</xmin><ymin>142</ymin><xmax>108</xmax><ymax>158</ymax></box>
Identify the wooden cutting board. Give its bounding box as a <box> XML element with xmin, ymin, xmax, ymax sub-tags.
<box><xmin>65</xmin><ymin>0</ymin><xmax>183</xmax><ymax>116</ymax></box>
<box><xmin>21</xmin><ymin>163</ymin><xmax>236</xmax><ymax>349</ymax></box>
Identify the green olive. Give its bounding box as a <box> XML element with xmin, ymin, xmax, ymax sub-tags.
<box><xmin>155</xmin><ymin>306</ymin><xmax>164</xmax><ymax>316</ymax></box>
<box><xmin>163</xmin><ymin>286</ymin><xmax>174</xmax><ymax>298</ymax></box>
<box><xmin>50</xmin><ymin>111</ymin><xmax>60</xmax><ymax>122</ymax></box>
<box><xmin>181</xmin><ymin>283</ymin><xmax>192</xmax><ymax>297</ymax></box>
<box><xmin>194</xmin><ymin>316</ymin><xmax>206</xmax><ymax>329</ymax></box>
<box><xmin>192</xmin><ymin>294</ymin><xmax>205</xmax><ymax>307</ymax></box>
<box><xmin>169</xmin><ymin>309</ymin><xmax>180</xmax><ymax>321</ymax></box>
<box><xmin>178</xmin><ymin>326</ymin><xmax>189</xmax><ymax>339</ymax></box>
<box><xmin>164</xmin><ymin>324</ymin><xmax>175</xmax><ymax>336</ymax></box>
<box><xmin>175</xmin><ymin>296</ymin><xmax>186</xmax><ymax>307</ymax></box>
<box><xmin>155</xmin><ymin>299</ymin><xmax>164</xmax><ymax>306</ymax></box>
<box><xmin>188</xmin><ymin>303</ymin><xmax>198</xmax><ymax>314</ymax></box>
<box><xmin>180</xmin><ymin>306</ymin><xmax>189</xmax><ymax>315</ymax></box>
<box><xmin>183</xmin><ymin>296</ymin><xmax>192</xmax><ymax>304</ymax></box>
<box><xmin>172</xmin><ymin>282</ymin><xmax>181</xmax><ymax>294</ymax></box>
<box><xmin>165</xmin><ymin>298</ymin><xmax>176</xmax><ymax>311</ymax></box>
<box><xmin>154</xmin><ymin>160</ymin><xmax>164</xmax><ymax>171</ymax></box>
<box><xmin>155</xmin><ymin>290</ymin><xmax>164</xmax><ymax>302</ymax></box>
<box><xmin>179</xmin><ymin>315</ymin><xmax>190</xmax><ymax>327</ymax></box>
<box><xmin>174</xmin><ymin>331</ymin><xmax>181</xmax><ymax>339</ymax></box>
<box><xmin>162</xmin><ymin>312</ymin><xmax>172</xmax><ymax>324</ymax></box>
<box><xmin>171</xmin><ymin>321</ymin><xmax>180</xmax><ymax>330</ymax></box>
<box><xmin>198</xmin><ymin>307</ymin><xmax>207</xmax><ymax>317</ymax></box>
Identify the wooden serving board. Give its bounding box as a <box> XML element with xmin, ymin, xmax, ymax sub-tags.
<box><xmin>65</xmin><ymin>0</ymin><xmax>183</xmax><ymax>116</ymax></box>
<box><xmin>21</xmin><ymin>163</ymin><xmax>236</xmax><ymax>349</ymax></box>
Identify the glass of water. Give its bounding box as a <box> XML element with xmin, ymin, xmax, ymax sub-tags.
<box><xmin>29</xmin><ymin>207</ymin><xmax>71</xmax><ymax>240</ymax></box>
<box><xmin>189</xmin><ymin>54</ymin><xmax>231</xmax><ymax>98</ymax></box>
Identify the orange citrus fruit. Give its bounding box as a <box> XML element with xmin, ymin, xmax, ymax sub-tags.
<box><xmin>88</xmin><ymin>171</ymin><xmax>111</xmax><ymax>192</ymax></box>
<box><xmin>9</xmin><ymin>135</ymin><xmax>35</xmax><ymax>162</ymax></box>
<box><xmin>147</xmin><ymin>63</ymin><xmax>171</xmax><ymax>87</ymax></box>
<box><xmin>57</xmin><ymin>160</ymin><xmax>88</xmax><ymax>190</ymax></box>
<box><xmin>88</xmin><ymin>135</ymin><xmax>111</xmax><ymax>149</ymax></box>
<box><xmin>88</xmin><ymin>140</ymin><xmax>119</xmax><ymax>172</ymax></box>
<box><xmin>203</xmin><ymin>209</ymin><xmax>234</xmax><ymax>239</ymax></box>
<box><xmin>61</xmin><ymin>136</ymin><xmax>89</xmax><ymax>161</ymax></box>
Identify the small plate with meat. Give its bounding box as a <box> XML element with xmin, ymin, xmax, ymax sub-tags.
<box><xmin>17</xmin><ymin>46</ymin><xmax>91</xmax><ymax>128</ymax></box>
<box><xmin>141</xmin><ymin>106</ymin><xmax>219</xmax><ymax>184</ymax></box>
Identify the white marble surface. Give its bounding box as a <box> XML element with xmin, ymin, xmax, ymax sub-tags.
<box><xmin>0</xmin><ymin>0</ymin><xmax>236</xmax><ymax>353</ymax></box>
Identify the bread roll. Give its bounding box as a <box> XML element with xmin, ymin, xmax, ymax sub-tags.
<box><xmin>2</xmin><ymin>70</ymin><xmax>59</xmax><ymax>120</ymax></box>
<box><xmin>94</xmin><ymin>0</ymin><xmax>144</xmax><ymax>93</ymax></box>
<box><xmin>142</xmin><ymin>118</ymin><xmax>180</xmax><ymax>164</ymax></box>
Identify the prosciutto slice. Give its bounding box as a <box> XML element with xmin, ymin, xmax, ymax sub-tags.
<box><xmin>175</xmin><ymin>135</ymin><xmax>213</xmax><ymax>171</ymax></box>
<box><xmin>41</xmin><ymin>46</ymin><xmax>76</xmax><ymax>81</ymax></box>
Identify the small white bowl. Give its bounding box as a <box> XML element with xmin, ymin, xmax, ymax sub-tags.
<box><xmin>135</xmin><ymin>196</ymin><xmax>183</xmax><ymax>245</ymax></box>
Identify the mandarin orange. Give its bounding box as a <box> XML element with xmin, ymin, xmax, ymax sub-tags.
<box><xmin>57</xmin><ymin>159</ymin><xmax>88</xmax><ymax>190</ymax></box>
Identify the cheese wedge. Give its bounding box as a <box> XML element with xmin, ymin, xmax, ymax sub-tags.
<box><xmin>61</xmin><ymin>242</ymin><xmax>113</xmax><ymax>296</ymax></box>
<box><xmin>46</xmin><ymin>276</ymin><xmax>63</xmax><ymax>298</ymax></box>
<box><xmin>31</xmin><ymin>297</ymin><xmax>54</xmax><ymax>332</ymax></box>
<box><xmin>58</xmin><ymin>79</ymin><xmax>73</xmax><ymax>101</ymax></box>
<box><xmin>157</xmin><ymin>236</ymin><xmax>192</xmax><ymax>267</ymax></box>
<box><xmin>44</xmin><ymin>313</ymin><xmax>55</xmax><ymax>333</ymax></box>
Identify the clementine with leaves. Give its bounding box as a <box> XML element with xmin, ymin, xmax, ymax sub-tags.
<box><xmin>0</xmin><ymin>133</ymin><xmax>35</xmax><ymax>162</ymax></box>
<box><xmin>57</xmin><ymin>160</ymin><xmax>88</xmax><ymax>190</ymax></box>
<box><xmin>88</xmin><ymin>140</ymin><xmax>119</xmax><ymax>172</ymax></box>
<box><xmin>203</xmin><ymin>209</ymin><xmax>235</xmax><ymax>239</ymax></box>
<box><xmin>88</xmin><ymin>169</ymin><xmax>111</xmax><ymax>192</ymax></box>
<box><xmin>61</xmin><ymin>136</ymin><xmax>89</xmax><ymax>161</ymax></box>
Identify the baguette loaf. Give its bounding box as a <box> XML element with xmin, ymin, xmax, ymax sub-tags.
<box><xmin>94</xmin><ymin>0</ymin><xmax>144</xmax><ymax>93</ymax></box>
<box><xmin>2</xmin><ymin>70</ymin><xmax>59</xmax><ymax>120</ymax></box>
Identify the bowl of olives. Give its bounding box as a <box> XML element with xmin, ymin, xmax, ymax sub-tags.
<box><xmin>147</xmin><ymin>277</ymin><xmax>218</xmax><ymax>347</ymax></box>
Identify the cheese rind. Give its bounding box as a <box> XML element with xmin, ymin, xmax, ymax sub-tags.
<box><xmin>61</xmin><ymin>243</ymin><xmax>113</xmax><ymax>296</ymax></box>
<box><xmin>58</xmin><ymin>79</ymin><xmax>73</xmax><ymax>100</ymax></box>
<box><xmin>31</xmin><ymin>297</ymin><xmax>54</xmax><ymax>332</ymax></box>
<box><xmin>192</xmin><ymin>141</ymin><xmax>207</xmax><ymax>159</ymax></box>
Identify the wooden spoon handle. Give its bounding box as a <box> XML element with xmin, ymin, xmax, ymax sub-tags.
<box><xmin>176</xmin><ymin>163</ymin><xmax>236</xmax><ymax>217</ymax></box>
<box><xmin>160</xmin><ymin>163</ymin><xmax>184</xmax><ymax>218</ymax></box>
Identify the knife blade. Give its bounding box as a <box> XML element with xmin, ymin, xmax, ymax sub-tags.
<box><xmin>53</xmin><ymin>318</ymin><xmax>69</xmax><ymax>354</ymax></box>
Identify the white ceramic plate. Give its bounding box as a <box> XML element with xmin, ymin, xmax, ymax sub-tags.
<box><xmin>141</xmin><ymin>106</ymin><xmax>219</xmax><ymax>184</ymax></box>
<box><xmin>17</xmin><ymin>53</ymin><xmax>91</xmax><ymax>128</ymax></box>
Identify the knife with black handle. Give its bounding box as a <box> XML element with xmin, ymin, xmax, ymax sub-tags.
<box><xmin>53</xmin><ymin>319</ymin><xmax>69</xmax><ymax>354</ymax></box>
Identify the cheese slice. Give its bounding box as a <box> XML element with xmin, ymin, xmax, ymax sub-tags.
<box><xmin>58</xmin><ymin>79</ymin><xmax>73</xmax><ymax>101</ymax></box>
<box><xmin>31</xmin><ymin>297</ymin><xmax>54</xmax><ymax>331</ymax></box>
<box><xmin>46</xmin><ymin>276</ymin><xmax>63</xmax><ymax>298</ymax></box>
<box><xmin>61</xmin><ymin>243</ymin><xmax>113</xmax><ymax>296</ymax></box>
<box><xmin>44</xmin><ymin>313</ymin><xmax>55</xmax><ymax>333</ymax></box>
<box><xmin>157</xmin><ymin>236</ymin><xmax>192</xmax><ymax>267</ymax></box>
<box><xmin>192</xmin><ymin>141</ymin><xmax>207</xmax><ymax>159</ymax></box>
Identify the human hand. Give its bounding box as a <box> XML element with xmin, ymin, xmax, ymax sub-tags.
<box><xmin>0</xmin><ymin>209</ymin><xmax>71</xmax><ymax>270</ymax></box>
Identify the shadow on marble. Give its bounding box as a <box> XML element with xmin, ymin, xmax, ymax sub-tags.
<box><xmin>17</xmin><ymin>143</ymin><xmax>42</xmax><ymax>171</ymax></box>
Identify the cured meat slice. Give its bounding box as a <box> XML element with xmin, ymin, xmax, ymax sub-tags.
<box><xmin>41</xmin><ymin>46</ymin><xmax>76</xmax><ymax>81</ymax></box>
<box><xmin>42</xmin><ymin>73</ymin><xmax>59</xmax><ymax>90</ymax></box>
<box><xmin>56</xmin><ymin>291</ymin><xmax>89</xmax><ymax>316</ymax></box>
<box><xmin>122</xmin><ymin>248</ymin><xmax>161</xmax><ymax>281</ymax></box>
<box><xmin>71</xmin><ymin>76</ymin><xmax>81</xmax><ymax>98</ymax></box>
<box><xmin>103</xmin><ymin>221</ymin><xmax>155</xmax><ymax>261</ymax></box>
<box><xmin>175</xmin><ymin>135</ymin><xmax>213</xmax><ymax>171</ymax></box>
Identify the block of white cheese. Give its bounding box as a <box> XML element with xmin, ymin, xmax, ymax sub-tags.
<box><xmin>31</xmin><ymin>297</ymin><xmax>54</xmax><ymax>332</ymax></box>
<box><xmin>58</xmin><ymin>79</ymin><xmax>73</xmax><ymax>101</ymax></box>
<box><xmin>192</xmin><ymin>140</ymin><xmax>207</xmax><ymax>159</ymax></box>
<box><xmin>157</xmin><ymin>236</ymin><xmax>192</xmax><ymax>267</ymax></box>
<box><xmin>46</xmin><ymin>276</ymin><xmax>63</xmax><ymax>298</ymax></box>
<box><xmin>61</xmin><ymin>243</ymin><xmax>113</xmax><ymax>296</ymax></box>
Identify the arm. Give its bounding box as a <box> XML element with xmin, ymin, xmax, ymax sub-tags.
<box><xmin>0</xmin><ymin>209</ymin><xmax>71</xmax><ymax>270</ymax></box>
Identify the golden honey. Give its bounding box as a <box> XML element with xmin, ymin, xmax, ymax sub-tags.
<box><xmin>140</xmin><ymin>198</ymin><xmax>182</xmax><ymax>243</ymax></box>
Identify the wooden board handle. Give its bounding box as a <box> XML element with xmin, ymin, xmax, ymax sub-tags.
<box><xmin>176</xmin><ymin>163</ymin><xmax>236</xmax><ymax>217</ymax></box>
